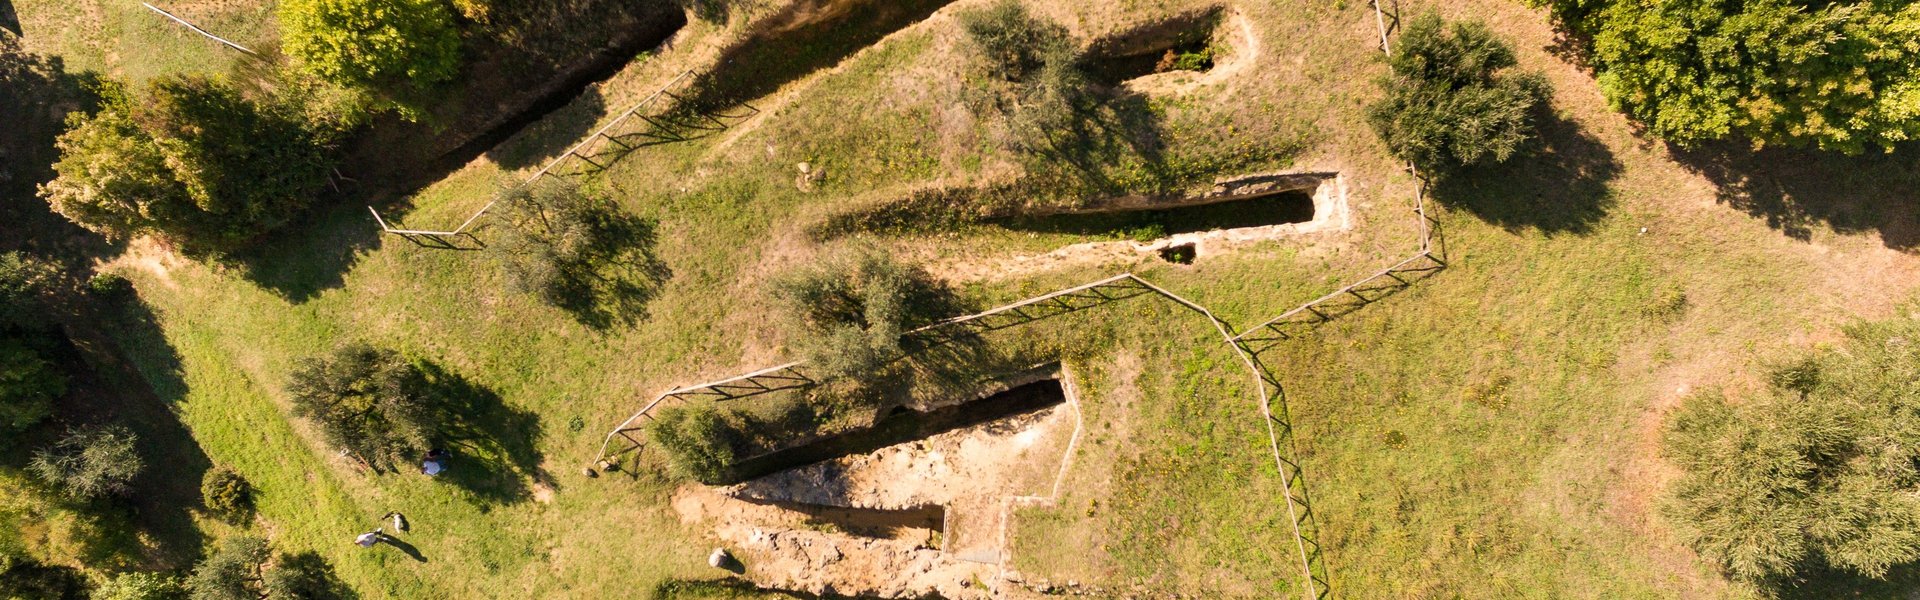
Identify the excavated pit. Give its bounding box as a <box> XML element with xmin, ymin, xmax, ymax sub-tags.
<box><xmin>996</xmin><ymin>189</ymin><xmax>1315</xmax><ymax>239</ymax></box>
<box><xmin>1084</xmin><ymin>6</ymin><xmax>1227</xmax><ymax>84</ymax></box>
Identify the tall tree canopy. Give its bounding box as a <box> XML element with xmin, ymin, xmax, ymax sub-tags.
<box><xmin>285</xmin><ymin>343</ymin><xmax>435</xmax><ymax>471</ymax></box>
<box><xmin>1367</xmin><ymin>13</ymin><xmax>1551</xmax><ymax>176</ymax></box>
<box><xmin>1665</xmin><ymin>315</ymin><xmax>1920</xmax><ymax>584</ymax></box>
<box><xmin>1542</xmin><ymin>0</ymin><xmax>1920</xmax><ymax>152</ymax></box>
<box><xmin>280</xmin><ymin>0</ymin><xmax>463</xmax><ymax>107</ymax></box>
<box><xmin>39</xmin><ymin>76</ymin><xmax>332</xmax><ymax>255</ymax></box>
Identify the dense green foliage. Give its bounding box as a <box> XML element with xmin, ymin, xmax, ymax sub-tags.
<box><xmin>199</xmin><ymin>467</ymin><xmax>251</xmax><ymax>519</ymax></box>
<box><xmin>185</xmin><ymin>536</ymin><xmax>270</xmax><ymax>600</ymax></box>
<box><xmin>0</xmin><ymin>338</ymin><xmax>62</xmax><ymax>440</ymax></box>
<box><xmin>493</xmin><ymin>181</ymin><xmax>670</xmax><ymax>329</ymax></box>
<box><xmin>1665</xmin><ymin>316</ymin><xmax>1920</xmax><ymax>584</ymax></box>
<box><xmin>1366</xmin><ymin>13</ymin><xmax>1550</xmax><ymax>176</ymax></box>
<box><xmin>0</xmin><ymin>552</ymin><xmax>89</xmax><ymax>600</ymax></box>
<box><xmin>285</xmin><ymin>343</ymin><xmax>434</xmax><ymax>472</ymax></box>
<box><xmin>259</xmin><ymin>551</ymin><xmax>348</xmax><ymax>600</ymax></box>
<box><xmin>279</xmin><ymin>0</ymin><xmax>463</xmax><ymax>109</ymax></box>
<box><xmin>771</xmin><ymin>248</ymin><xmax>952</xmax><ymax>381</ymax></box>
<box><xmin>957</xmin><ymin>0</ymin><xmax>1074</xmax><ymax>84</ymax></box>
<box><xmin>644</xmin><ymin>404</ymin><xmax>740</xmax><ymax>483</ymax></box>
<box><xmin>1538</xmin><ymin>0</ymin><xmax>1920</xmax><ymax>152</ymax></box>
<box><xmin>39</xmin><ymin>76</ymin><xmax>332</xmax><ymax>255</ymax></box>
<box><xmin>94</xmin><ymin>572</ymin><xmax>188</xmax><ymax>600</ymax></box>
<box><xmin>28</xmin><ymin>425</ymin><xmax>144</xmax><ymax>500</ymax></box>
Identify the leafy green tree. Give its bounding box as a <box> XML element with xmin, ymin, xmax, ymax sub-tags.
<box><xmin>185</xmin><ymin>535</ymin><xmax>269</xmax><ymax>600</ymax></box>
<box><xmin>1665</xmin><ymin>316</ymin><xmax>1920</xmax><ymax>584</ymax></box>
<box><xmin>199</xmin><ymin>467</ymin><xmax>252</xmax><ymax>519</ymax></box>
<box><xmin>493</xmin><ymin>180</ymin><xmax>670</xmax><ymax>329</ymax></box>
<box><xmin>645</xmin><ymin>404</ymin><xmax>741</xmax><ymax>483</ymax></box>
<box><xmin>28</xmin><ymin>425</ymin><xmax>144</xmax><ymax>500</ymax></box>
<box><xmin>0</xmin><ymin>252</ymin><xmax>57</xmax><ymax>331</ymax></box>
<box><xmin>280</xmin><ymin>0</ymin><xmax>462</xmax><ymax>109</ymax></box>
<box><xmin>260</xmin><ymin>551</ymin><xmax>348</xmax><ymax>600</ymax></box>
<box><xmin>1541</xmin><ymin>0</ymin><xmax>1920</xmax><ymax>152</ymax></box>
<box><xmin>771</xmin><ymin>248</ymin><xmax>953</xmax><ymax>382</ymax></box>
<box><xmin>0</xmin><ymin>337</ymin><xmax>62</xmax><ymax>440</ymax></box>
<box><xmin>1367</xmin><ymin>13</ymin><xmax>1550</xmax><ymax>177</ymax></box>
<box><xmin>958</xmin><ymin>0</ymin><xmax>1074</xmax><ymax>83</ymax></box>
<box><xmin>39</xmin><ymin>76</ymin><xmax>332</xmax><ymax>255</ymax></box>
<box><xmin>94</xmin><ymin>572</ymin><xmax>188</xmax><ymax>600</ymax></box>
<box><xmin>285</xmin><ymin>343</ymin><xmax>434</xmax><ymax>471</ymax></box>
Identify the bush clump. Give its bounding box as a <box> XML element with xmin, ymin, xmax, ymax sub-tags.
<box><xmin>645</xmin><ymin>404</ymin><xmax>742</xmax><ymax>484</ymax></box>
<box><xmin>285</xmin><ymin>343</ymin><xmax>434</xmax><ymax>472</ymax></box>
<box><xmin>771</xmin><ymin>248</ymin><xmax>954</xmax><ymax>382</ymax></box>
<box><xmin>86</xmin><ymin>272</ymin><xmax>135</xmax><ymax>303</ymax></box>
<box><xmin>1664</xmin><ymin>315</ymin><xmax>1920</xmax><ymax>585</ymax></box>
<box><xmin>1366</xmin><ymin>12</ymin><xmax>1550</xmax><ymax>178</ymax></box>
<box><xmin>958</xmin><ymin>0</ymin><xmax>1075</xmax><ymax>84</ymax></box>
<box><xmin>29</xmin><ymin>425</ymin><xmax>144</xmax><ymax>500</ymax></box>
<box><xmin>1536</xmin><ymin>0</ymin><xmax>1920</xmax><ymax>152</ymax></box>
<box><xmin>0</xmin><ymin>337</ymin><xmax>63</xmax><ymax>442</ymax></box>
<box><xmin>280</xmin><ymin>0</ymin><xmax>462</xmax><ymax>114</ymax></box>
<box><xmin>200</xmin><ymin>466</ymin><xmax>252</xmax><ymax>519</ymax></box>
<box><xmin>94</xmin><ymin>571</ymin><xmax>187</xmax><ymax>600</ymax></box>
<box><xmin>493</xmin><ymin>180</ymin><xmax>670</xmax><ymax>329</ymax></box>
<box><xmin>39</xmin><ymin>76</ymin><xmax>334</xmax><ymax>255</ymax></box>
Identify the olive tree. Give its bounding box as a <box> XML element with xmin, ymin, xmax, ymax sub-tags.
<box><xmin>1366</xmin><ymin>13</ymin><xmax>1550</xmax><ymax>177</ymax></box>
<box><xmin>770</xmin><ymin>248</ymin><xmax>954</xmax><ymax>382</ymax></box>
<box><xmin>1665</xmin><ymin>316</ymin><xmax>1920</xmax><ymax>584</ymax></box>
<box><xmin>285</xmin><ymin>343</ymin><xmax>434</xmax><ymax>471</ymax></box>
<box><xmin>645</xmin><ymin>403</ymin><xmax>741</xmax><ymax>484</ymax></box>
<box><xmin>493</xmin><ymin>180</ymin><xmax>670</xmax><ymax>329</ymax></box>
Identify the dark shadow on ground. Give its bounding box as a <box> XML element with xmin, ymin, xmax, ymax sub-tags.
<box><xmin>676</xmin><ymin>0</ymin><xmax>749</xmax><ymax>24</ymax></box>
<box><xmin>481</xmin><ymin>88</ymin><xmax>607</xmax><ymax>171</ymax></box>
<box><xmin>229</xmin><ymin>201</ymin><xmax>385</xmax><ymax>303</ymax></box>
<box><xmin>681</xmin><ymin>0</ymin><xmax>956</xmax><ymax>110</ymax></box>
<box><xmin>416</xmin><ymin>362</ymin><xmax>549</xmax><ymax>509</ymax></box>
<box><xmin>1427</xmin><ymin>110</ymin><xmax>1620</xmax><ymax>235</ymax></box>
<box><xmin>0</xmin><ymin>39</ymin><xmax>116</xmax><ymax>266</ymax></box>
<box><xmin>992</xmin><ymin>191</ymin><xmax>1315</xmax><ymax>238</ymax></box>
<box><xmin>46</xmin><ymin>295</ymin><xmax>203</xmax><ymax>569</ymax></box>
<box><xmin>376</xmin><ymin>535</ymin><xmax>427</xmax><ymax>563</ymax></box>
<box><xmin>1773</xmin><ymin>562</ymin><xmax>1920</xmax><ymax>600</ymax></box>
<box><xmin>271</xmin><ymin>551</ymin><xmax>359</xmax><ymax>599</ymax></box>
<box><xmin>0</xmin><ymin>0</ymin><xmax>18</xmax><ymax>38</ymax></box>
<box><xmin>1672</xmin><ymin>142</ymin><xmax>1920</xmax><ymax>251</ymax></box>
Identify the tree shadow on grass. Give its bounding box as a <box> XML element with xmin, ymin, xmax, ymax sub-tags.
<box><xmin>1770</xmin><ymin>562</ymin><xmax>1920</xmax><ymax>600</ymax></box>
<box><xmin>1671</xmin><ymin>142</ymin><xmax>1920</xmax><ymax>251</ymax></box>
<box><xmin>51</xmin><ymin>296</ymin><xmax>204</xmax><ymax>569</ymax></box>
<box><xmin>681</xmin><ymin>0</ymin><xmax>957</xmax><ymax>110</ymax></box>
<box><xmin>416</xmin><ymin>362</ymin><xmax>550</xmax><ymax>509</ymax></box>
<box><xmin>229</xmin><ymin>200</ymin><xmax>385</xmax><ymax>304</ymax></box>
<box><xmin>1427</xmin><ymin>110</ymin><xmax>1621</xmax><ymax>236</ymax></box>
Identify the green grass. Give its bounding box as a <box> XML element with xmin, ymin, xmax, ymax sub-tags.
<box><xmin>17</xmin><ymin>0</ymin><xmax>1920</xmax><ymax>597</ymax></box>
<box><xmin>13</xmin><ymin>0</ymin><xmax>278</xmax><ymax>84</ymax></box>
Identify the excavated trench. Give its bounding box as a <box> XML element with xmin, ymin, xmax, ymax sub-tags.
<box><xmin>724</xmin><ymin>378</ymin><xmax>1068</xmax><ymax>483</ymax></box>
<box><xmin>1083</xmin><ymin>6</ymin><xmax>1227</xmax><ymax>84</ymax></box>
<box><xmin>997</xmin><ymin>189</ymin><xmax>1316</xmax><ymax>241</ymax></box>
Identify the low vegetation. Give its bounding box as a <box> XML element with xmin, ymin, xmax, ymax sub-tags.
<box><xmin>1664</xmin><ymin>315</ymin><xmax>1920</xmax><ymax>585</ymax></box>
<box><xmin>200</xmin><ymin>467</ymin><xmax>253</xmax><ymax>520</ymax></box>
<box><xmin>284</xmin><ymin>343</ymin><xmax>435</xmax><ymax>472</ymax></box>
<box><xmin>93</xmin><ymin>571</ymin><xmax>188</xmax><ymax>600</ymax></box>
<box><xmin>1367</xmin><ymin>12</ymin><xmax>1550</xmax><ymax>177</ymax></box>
<box><xmin>770</xmin><ymin>248</ymin><xmax>954</xmax><ymax>383</ymax></box>
<box><xmin>646</xmin><ymin>404</ymin><xmax>742</xmax><ymax>484</ymax></box>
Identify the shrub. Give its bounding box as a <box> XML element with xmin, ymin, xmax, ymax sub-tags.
<box><xmin>39</xmin><ymin>76</ymin><xmax>333</xmax><ymax>255</ymax></box>
<box><xmin>94</xmin><ymin>572</ymin><xmax>187</xmax><ymax>600</ymax></box>
<box><xmin>199</xmin><ymin>467</ymin><xmax>251</xmax><ymax>518</ymax></box>
<box><xmin>28</xmin><ymin>425</ymin><xmax>143</xmax><ymax>500</ymax></box>
<box><xmin>0</xmin><ymin>252</ymin><xmax>57</xmax><ymax>330</ymax></box>
<box><xmin>285</xmin><ymin>343</ymin><xmax>434</xmax><ymax>471</ymax></box>
<box><xmin>646</xmin><ymin>404</ymin><xmax>741</xmax><ymax>483</ymax></box>
<box><xmin>771</xmin><ymin>248</ymin><xmax>954</xmax><ymax>382</ymax></box>
<box><xmin>280</xmin><ymin>0</ymin><xmax>462</xmax><ymax>111</ymax></box>
<box><xmin>958</xmin><ymin>0</ymin><xmax>1074</xmax><ymax>83</ymax></box>
<box><xmin>186</xmin><ymin>535</ymin><xmax>269</xmax><ymax>600</ymax></box>
<box><xmin>1366</xmin><ymin>13</ymin><xmax>1550</xmax><ymax>177</ymax></box>
<box><xmin>0</xmin><ymin>337</ymin><xmax>63</xmax><ymax>440</ymax></box>
<box><xmin>1664</xmin><ymin>316</ymin><xmax>1920</xmax><ymax>584</ymax></box>
<box><xmin>493</xmin><ymin>180</ymin><xmax>671</xmax><ymax>329</ymax></box>
<box><xmin>86</xmin><ymin>272</ymin><xmax>134</xmax><ymax>303</ymax></box>
<box><xmin>1539</xmin><ymin>0</ymin><xmax>1920</xmax><ymax>152</ymax></box>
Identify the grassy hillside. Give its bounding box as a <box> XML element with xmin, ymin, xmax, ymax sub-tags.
<box><xmin>11</xmin><ymin>0</ymin><xmax>1920</xmax><ymax>597</ymax></box>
